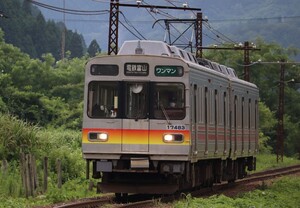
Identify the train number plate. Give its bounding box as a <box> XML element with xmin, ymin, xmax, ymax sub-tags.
<box><xmin>166</xmin><ymin>125</ymin><xmax>186</xmax><ymax>130</ymax></box>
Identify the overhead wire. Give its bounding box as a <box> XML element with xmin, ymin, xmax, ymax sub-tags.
<box><xmin>29</xmin><ymin>0</ymin><xmax>243</xmax><ymax>48</ymax></box>
<box><xmin>119</xmin><ymin>11</ymin><xmax>147</xmax><ymax>40</ymax></box>
<box><xmin>28</xmin><ymin>0</ymin><xmax>109</xmax><ymax>15</ymax></box>
<box><xmin>162</xmin><ymin>0</ymin><xmax>238</xmax><ymax>46</ymax></box>
<box><xmin>203</xmin><ymin>21</ymin><xmax>237</xmax><ymax>44</ymax></box>
<box><xmin>119</xmin><ymin>20</ymin><xmax>144</xmax><ymax>40</ymax></box>
<box><xmin>146</xmin><ymin>0</ymin><xmax>197</xmax><ymax>45</ymax></box>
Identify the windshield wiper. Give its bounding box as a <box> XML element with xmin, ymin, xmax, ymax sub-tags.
<box><xmin>160</xmin><ymin>103</ymin><xmax>171</xmax><ymax>125</ymax></box>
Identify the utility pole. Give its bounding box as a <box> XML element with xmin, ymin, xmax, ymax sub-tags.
<box><xmin>107</xmin><ymin>1</ymin><xmax>201</xmax><ymax>55</ymax></box>
<box><xmin>61</xmin><ymin>0</ymin><xmax>66</xmax><ymax>60</ymax></box>
<box><xmin>277</xmin><ymin>59</ymin><xmax>285</xmax><ymax>163</ymax></box>
<box><xmin>243</xmin><ymin>41</ymin><xmax>250</xmax><ymax>81</ymax></box>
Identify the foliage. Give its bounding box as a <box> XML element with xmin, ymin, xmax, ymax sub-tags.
<box><xmin>0</xmin><ymin>34</ymin><xmax>86</xmax><ymax>129</ymax></box>
<box><xmin>37</xmin><ymin>129</ymin><xmax>85</xmax><ymax>181</ymax></box>
<box><xmin>0</xmin><ymin>178</ymin><xmax>98</xmax><ymax>207</ymax></box>
<box><xmin>174</xmin><ymin>176</ymin><xmax>300</xmax><ymax>208</ymax></box>
<box><xmin>0</xmin><ymin>115</ymin><xmax>93</xmax><ymax>208</ymax></box>
<box><xmin>0</xmin><ymin>113</ymin><xmax>41</xmax><ymax>161</ymax></box>
<box><xmin>0</xmin><ymin>161</ymin><xmax>23</xmax><ymax>198</ymax></box>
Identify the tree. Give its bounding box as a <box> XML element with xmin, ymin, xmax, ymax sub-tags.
<box><xmin>66</xmin><ymin>30</ymin><xmax>85</xmax><ymax>58</ymax></box>
<box><xmin>87</xmin><ymin>39</ymin><xmax>101</xmax><ymax>57</ymax></box>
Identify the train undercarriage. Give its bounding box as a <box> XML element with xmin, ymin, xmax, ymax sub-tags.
<box><xmin>89</xmin><ymin>156</ymin><xmax>256</xmax><ymax>196</ymax></box>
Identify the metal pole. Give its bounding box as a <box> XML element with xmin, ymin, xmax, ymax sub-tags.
<box><xmin>277</xmin><ymin>59</ymin><xmax>285</xmax><ymax>163</ymax></box>
<box><xmin>108</xmin><ymin>0</ymin><xmax>119</xmax><ymax>55</ymax></box>
<box><xmin>244</xmin><ymin>41</ymin><xmax>250</xmax><ymax>82</ymax></box>
<box><xmin>195</xmin><ymin>12</ymin><xmax>202</xmax><ymax>58</ymax></box>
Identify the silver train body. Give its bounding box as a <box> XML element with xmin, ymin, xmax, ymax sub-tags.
<box><xmin>82</xmin><ymin>40</ymin><xmax>259</xmax><ymax>195</ymax></box>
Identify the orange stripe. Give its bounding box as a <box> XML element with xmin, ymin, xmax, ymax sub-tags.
<box><xmin>82</xmin><ymin>128</ymin><xmax>190</xmax><ymax>145</ymax></box>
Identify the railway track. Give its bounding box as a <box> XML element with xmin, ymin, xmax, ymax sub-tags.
<box><xmin>52</xmin><ymin>164</ymin><xmax>300</xmax><ymax>208</ymax></box>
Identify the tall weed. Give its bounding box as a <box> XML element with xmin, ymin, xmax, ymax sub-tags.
<box><xmin>0</xmin><ymin>162</ymin><xmax>23</xmax><ymax>197</ymax></box>
<box><xmin>0</xmin><ymin>113</ymin><xmax>40</xmax><ymax>161</ymax></box>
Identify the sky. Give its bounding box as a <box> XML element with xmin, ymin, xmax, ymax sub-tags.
<box><xmin>33</xmin><ymin>0</ymin><xmax>300</xmax><ymax>53</ymax></box>
<box><xmin>33</xmin><ymin>0</ymin><xmax>231</xmax><ymax>49</ymax></box>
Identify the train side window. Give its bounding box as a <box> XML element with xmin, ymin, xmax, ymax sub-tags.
<box><xmin>199</xmin><ymin>87</ymin><xmax>204</xmax><ymax>123</ymax></box>
<box><xmin>179</xmin><ymin>50</ymin><xmax>185</xmax><ymax>59</ymax></box>
<box><xmin>255</xmin><ymin>100</ymin><xmax>258</xmax><ymax>130</ymax></box>
<box><xmin>187</xmin><ymin>53</ymin><xmax>193</xmax><ymax>62</ymax></box>
<box><xmin>249</xmin><ymin>99</ymin><xmax>251</xmax><ymax>129</ymax></box>
<box><xmin>210</xmin><ymin>90</ymin><xmax>214</xmax><ymax>125</ymax></box>
<box><xmin>87</xmin><ymin>81</ymin><xmax>119</xmax><ymax>118</ymax></box>
<box><xmin>242</xmin><ymin>97</ymin><xmax>244</xmax><ymax>131</ymax></box>
<box><xmin>223</xmin><ymin>92</ymin><xmax>227</xmax><ymax>127</ymax></box>
<box><xmin>194</xmin><ymin>84</ymin><xmax>197</xmax><ymax>123</ymax></box>
<box><xmin>234</xmin><ymin>96</ymin><xmax>238</xmax><ymax>129</ymax></box>
<box><xmin>151</xmin><ymin>82</ymin><xmax>185</xmax><ymax>120</ymax></box>
<box><xmin>205</xmin><ymin>87</ymin><xmax>208</xmax><ymax>125</ymax></box>
<box><xmin>214</xmin><ymin>89</ymin><xmax>218</xmax><ymax>127</ymax></box>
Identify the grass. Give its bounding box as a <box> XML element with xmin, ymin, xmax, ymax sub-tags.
<box><xmin>173</xmin><ymin>176</ymin><xmax>300</xmax><ymax>208</ymax></box>
<box><xmin>172</xmin><ymin>153</ymin><xmax>300</xmax><ymax>208</ymax></box>
<box><xmin>0</xmin><ymin>178</ymin><xmax>99</xmax><ymax>208</ymax></box>
<box><xmin>254</xmin><ymin>153</ymin><xmax>300</xmax><ymax>172</ymax></box>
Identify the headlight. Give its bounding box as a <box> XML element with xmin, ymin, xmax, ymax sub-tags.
<box><xmin>163</xmin><ymin>134</ymin><xmax>183</xmax><ymax>143</ymax></box>
<box><xmin>89</xmin><ymin>132</ymin><xmax>108</xmax><ymax>142</ymax></box>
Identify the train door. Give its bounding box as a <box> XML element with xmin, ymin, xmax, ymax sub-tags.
<box><xmin>122</xmin><ymin>82</ymin><xmax>150</xmax><ymax>152</ymax></box>
<box><xmin>223</xmin><ymin>92</ymin><xmax>228</xmax><ymax>155</ymax></box>
<box><xmin>233</xmin><ymin>95</ymin><xmax>238</xmax><ymax>155</ymax></box>
<box><xmin>192</xmin><ymin>84</ymin><xmax>197</xmax><ymax>155</ymax></box>
<box><xmin>204</xmin><ymin>87</ymin><xmax>209</xmax><ymax>155</ymax></box>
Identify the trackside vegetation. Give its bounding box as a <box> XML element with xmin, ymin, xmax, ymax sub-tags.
<box><xmin>174</xmin><ymin>176</ymin><xmax>300</xmax><ymax>208</ymax></box>
<box><xmin>0</xmin><ymin>113</ymin><xmax>98</xmax><ymax>207</ymax></box>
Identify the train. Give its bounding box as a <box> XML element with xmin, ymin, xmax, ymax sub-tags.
<box><xmin>82</xmin><ymin>40</ymin><xmax>259</xmax><ymax>197</ymax></box>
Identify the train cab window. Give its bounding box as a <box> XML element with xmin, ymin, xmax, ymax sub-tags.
<box><xmin>151</xmin><ymin>83</ymin><xmax>185</xmax><ymax>120</ymax></box>
<box><xmin>87</xmin><ymin>81</ymin><xmax>119</xmax><ymax>118</ymax></box>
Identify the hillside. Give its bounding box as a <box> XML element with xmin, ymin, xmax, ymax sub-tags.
<box><xmin>0</xmin><ymin>0</ymin><xmax>86</xmax><ymax>60</ymax></box>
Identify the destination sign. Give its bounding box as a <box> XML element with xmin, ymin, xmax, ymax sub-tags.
<box><xmin>155</xmin><ymin>66</ymin><xmax>183</xmax><ymax>77</ymax></box>
<box><xmin>125</xmin><ymin>63</ymin><xmax>149</xmax><ymax>76</ymax></box>
<box><xmin>91</xmin><ymin>64</ymin><xmax>119</xmax><ymax>76</ymax></box>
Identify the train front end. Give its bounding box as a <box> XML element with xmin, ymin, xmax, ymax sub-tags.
<box><xmin>82</xmin><ymin>42</ymin><xmax>191</xmax><ymax>195</ymax></box>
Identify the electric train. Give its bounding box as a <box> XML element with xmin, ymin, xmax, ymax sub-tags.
<box><xmin>81</xmin><ymin>40</ymin><xmax>259</xmax><ymax>196</ymax></box>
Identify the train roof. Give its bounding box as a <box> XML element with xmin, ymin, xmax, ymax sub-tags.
<box><xmin>118</xmin><ymin>40</ymin><xmax>198</xmax><ymax>63</ymax></box>
<box><xmin>118</xmin><ymin>40</ymin><xmax>172</xmax><ymax>56</ymax></box>
<box><xmin>117</xmin><ymin>40</ymin><xmax>257</xmax><ymax>88</ymax></box>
